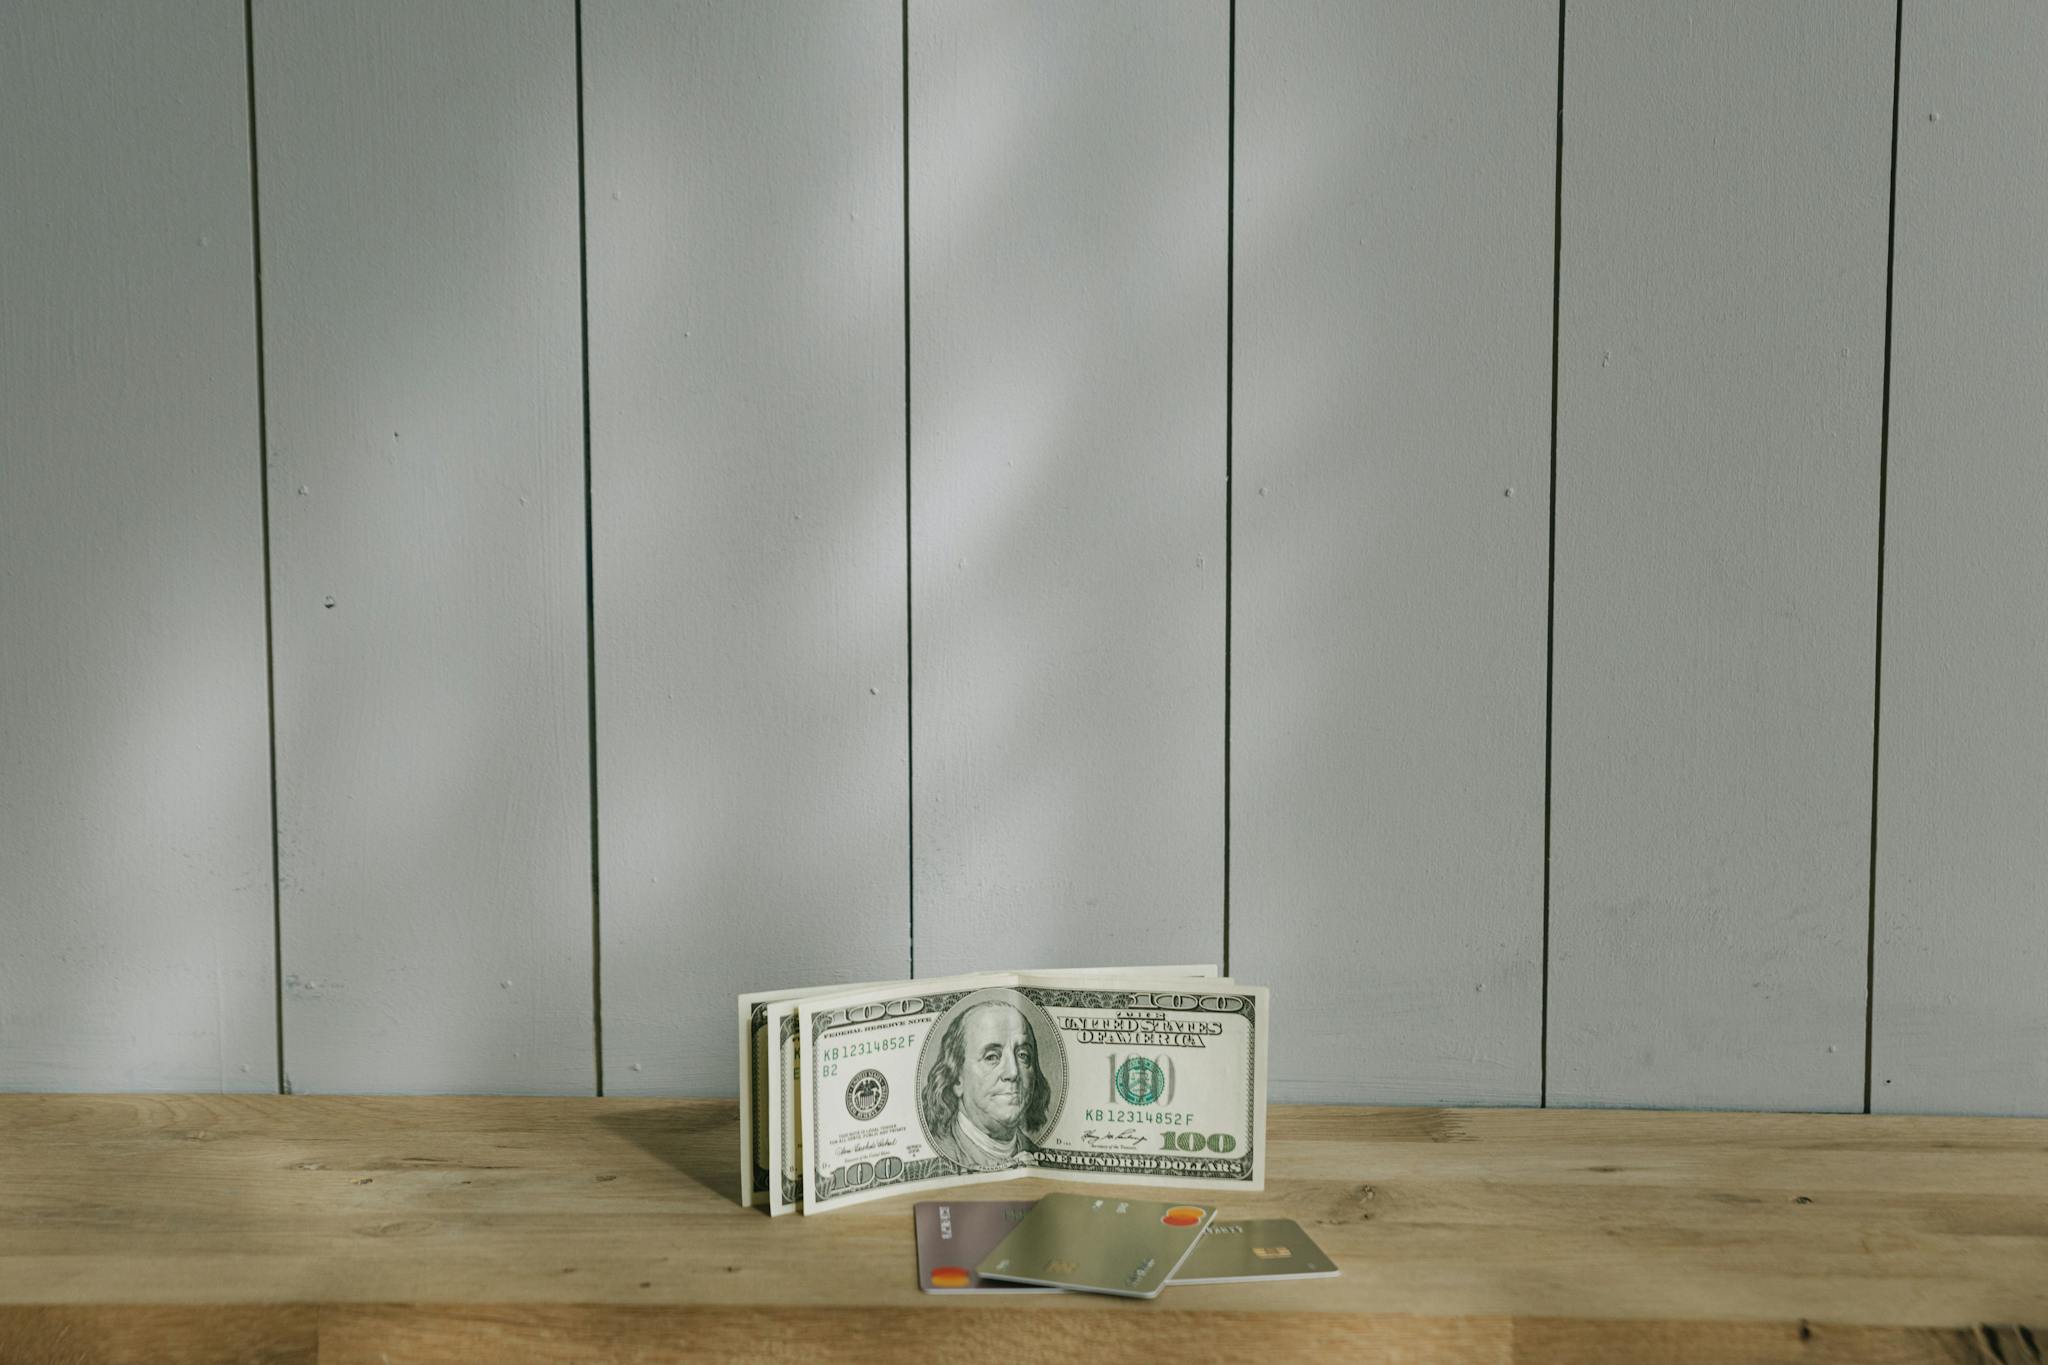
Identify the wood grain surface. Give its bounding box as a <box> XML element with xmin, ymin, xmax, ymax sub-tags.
<box><xmin>1</xmin><ymin>1096</ymin><xmax>2041</xmax><ymax>1361</ymax></box>
<box><xmin>4</xmin><ymin>1304</ymin><xmax>2040</xmax><ymax>1365</ymax></box>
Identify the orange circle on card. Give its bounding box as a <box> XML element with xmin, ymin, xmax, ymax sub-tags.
<box><xmin>1161</xmin><ymin>1206</ymin><xmax>1205</xmax><ymax>1228</ymax></box>
<box><xmin>930</xmin><ymin>1266</ymin><xmax>972</xmax><ymax>1288</ymax></box>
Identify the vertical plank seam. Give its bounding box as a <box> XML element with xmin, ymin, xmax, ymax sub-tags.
<box><xmin>575</xmin><ymin>0</ymin><xmax>603</xmax><ymax>1097</ymax></box>
<box><xmin>903</xmin><ymin>0</ymin><xmax>916</xmax><ymax>981</ymax></box>
<box><xmin>241</xmin><ymin>0</ymin><xmax>286</xmax><ymax>1098</ymax></box>
<box><xmin>1222</xmin><ymin>0</ymin><xmax>1235</xmax><ymax>979</ymax></box>
<box><xmin>1865</xmin><ymin>0</ymin><xmax>1905</xmax><ymax>1116</ymax></box>
<box><xmin>1541</xmin><ymin>0</ymin><xmax>1568</xmax><ymax>1109</ymax></box>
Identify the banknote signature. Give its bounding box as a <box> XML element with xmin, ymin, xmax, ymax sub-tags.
<box><xmin>844</xmin><ymin>1133</ymin><xmax>901</xmax><ymax>1157</ymax></box>
<box><xmin>1078</xmin><ymin>1128</ymin><xmax>1148</xmax><ymax>1150</ymax></box>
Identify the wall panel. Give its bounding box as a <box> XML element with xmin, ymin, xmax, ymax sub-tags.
<box><xmin>255</xmin><ymin>0</ymin><xmax>591</xmax><ymax>1094</ymax></box>
<box><xmin>7</xmin><ymin>0</ymin><xmax>2046</xmax><ymax>1112</ymax></box>
<box><xmin>1875</xmin><ymin>1</ymin><xmax>2048</xmax><ymax>1116</ymax></box>
<box><xmin>587</xmin><ymin>1</ymin><xmax>909</xmax><ymax>1095</ymax></box>
<box><xmin>0</xmin><ymin>1</ymin><xmax>275</xmax><ymax>1092</ymax></box>
<box><xmin>1549</xmin><ymin>2</ymin><xmax>1893</xmax><ymax>1109</ymax></box>
<box><xmin>910</xmin><ymin>0</ymin><xmax>1228</xmax><ymax>976</ymax></box>
<box><xmin>1232</xmin><ymin>0</ymin><xmax>1557</xmax><ymax>1104</ymax></box>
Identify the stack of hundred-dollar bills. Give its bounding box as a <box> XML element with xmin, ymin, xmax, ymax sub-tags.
<box><xmin>738</xmin><ymin>966</ymin><xmax>1268</xmax><ymax>1215</ymax></box>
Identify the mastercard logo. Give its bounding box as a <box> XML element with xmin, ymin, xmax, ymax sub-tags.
<box><xmin>1161</xmin><ymin>1206</ymin><xmax>1206</xmax><ymax>1228</ymax></box>
<box><xmin>930</xmin><ymin>1266</ymin><xmax>972</xmax><ymax>1289</ymax></box>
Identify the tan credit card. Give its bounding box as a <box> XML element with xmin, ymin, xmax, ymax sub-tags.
<box><xmin>976</xmin><ymin>1193</ymin><xmax>1215</xmax><ymax>1298</ymax></box>
<box><xmin>913</xmin><ymin>1201</ymin><xmax>1062</xmax><ymax>1294</ymax></box>
<box><xmin>1170</xmin><ymin>1217</ymin><xmax>1341</xmax><ymax>1283</ymax></box>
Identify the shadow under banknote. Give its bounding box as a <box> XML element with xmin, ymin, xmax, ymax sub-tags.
<box><xmin>595</xmin><ymin>1103</ymin><xmax>740</xmax><ymax>1206</ymax></box>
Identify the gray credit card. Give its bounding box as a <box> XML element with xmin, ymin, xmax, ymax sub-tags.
<box><xmin>1170</xmin><ymin>1217</ymin><xmax>1341</xmax><ymax>1283</ymax></box>
<box><xmin>976</xmin><ymin>1192</ymin><xmax>1215</xmax><ymax>1299</ymax></box>
<box><xmin>914</xmin><ymin>1201</ymin><xmax>1062</xmax><ymax>1293</ymax></box>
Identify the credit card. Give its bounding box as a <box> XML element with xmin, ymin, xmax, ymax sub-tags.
<box><xmin>913</xmin><ymin>1201</ymin><xmax>1062</xmax><ymax>1293</ymax></box>
<box><xmin>1170</xmin><ymin>1218</ymin><xmax>1341</xmax><ymax>1283</ymax></box>
<box><xmin>976</xmin><ymin>1192</ymin><xmax>1215</xmax><ymax>1298</ymax></box>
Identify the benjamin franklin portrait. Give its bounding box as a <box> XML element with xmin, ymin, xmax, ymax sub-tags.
<box><xmin>916</xmin><ymin>994</ymin><xmax>1057</xmax><ymax>1172</ymax></box>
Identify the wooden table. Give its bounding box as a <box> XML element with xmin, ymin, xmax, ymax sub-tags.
<box><xmin>2</xmin><ymin>1096</ymin><xmax>2043</xmax><ymax>1362</ymax></box>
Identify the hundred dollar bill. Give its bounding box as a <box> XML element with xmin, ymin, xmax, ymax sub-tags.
<box><xmin>797</xmin><ymin>972</ymin><xmax>1266</xmax><ymax>1214</ymax></box>
<box><xmin>746</xmin><ymin>965</ymin><xmax>1216</xmax><ymax>1215</ymax></box>
<box><xmin>739</xmin><ymin>979</ymin><xmax>916</xmax><ymax>1206</ymax></box>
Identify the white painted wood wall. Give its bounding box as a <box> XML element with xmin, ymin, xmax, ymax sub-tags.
<box><xmin>2</xmin><ymin>1</ymin><xmax>2042</xmax><ymax>1115</ymax></box>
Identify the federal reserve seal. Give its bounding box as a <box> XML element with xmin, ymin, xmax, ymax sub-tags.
<box><xmin>1114</xmin><ymin>1055</ymin><xmax>1165</xmax><ymax>1105</ymax></box>
<box><xmin>845</xmin><ymin>1068</ymin><xmax>889</xmax><ymax>1121</ymax></box>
